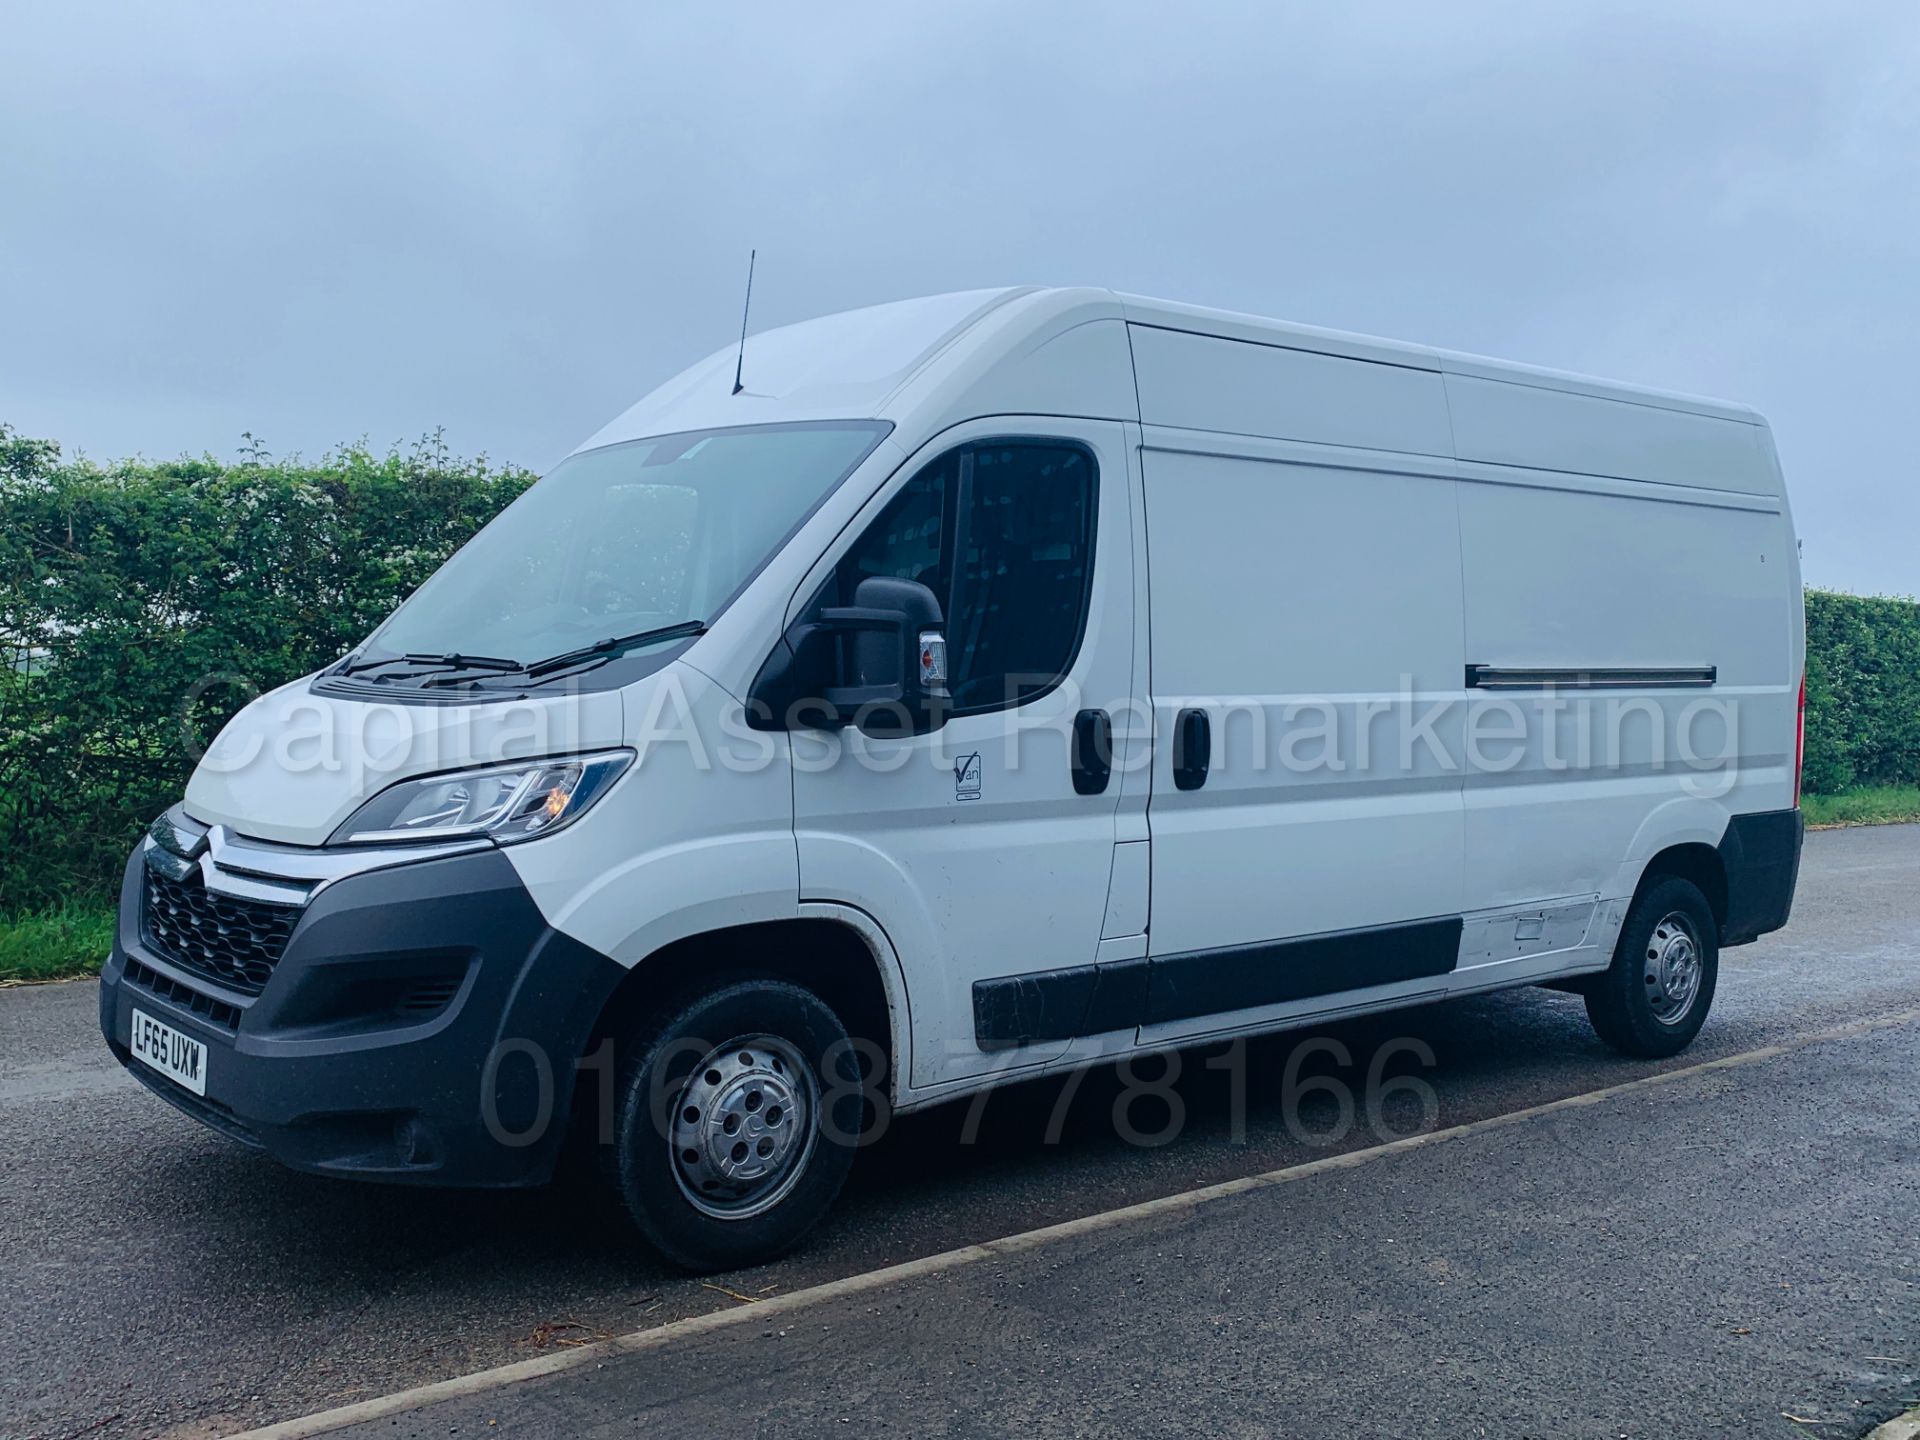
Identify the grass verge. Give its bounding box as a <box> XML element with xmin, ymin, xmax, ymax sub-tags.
<box><xmin>1802</xmin><ymin>784</ymin><xmax>1920</xmax><ymax>829</ymax></box>
<box><xmin>0</xmin><ymin>904</ymin><xmax>115</xmax><ymax>984</ymax></box>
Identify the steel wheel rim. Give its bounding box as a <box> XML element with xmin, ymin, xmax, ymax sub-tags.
<box><xmin>669</xmin><ymin>1034</ymin><xmax>819</xmax><ymax>1221</ymax></box>
<box><xmin>1643</xmin><ymin>911</ymin><xmax>1703</xmax><ymax>1026</ymax></box>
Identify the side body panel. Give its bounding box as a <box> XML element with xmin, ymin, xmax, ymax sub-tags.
<box><xmin>1453</xmin><ymin>467</ymin><xmax>1796</xmax><ymax>919</ymax></box>
<box><xmin>1123</xmin><ymin>315</ymin><xmax>1798</xmax><ymax>1048</ymax></box>
<box><xmin>1446</xmin><ymin>376</ymin><xmax>1797</xmax><ymax>993</ymax></box>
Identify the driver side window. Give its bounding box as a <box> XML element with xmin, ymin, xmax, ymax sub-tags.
<box><xmin>835</xmin><ymin>440</ymin><xmax>1095</xmax><ymax>713</ymax></box>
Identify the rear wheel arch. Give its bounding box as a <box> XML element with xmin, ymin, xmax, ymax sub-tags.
<box><xmin>1634</xmin><ymin>842</ymin><xmax>1728</xmax><ymax>932</ymax></box>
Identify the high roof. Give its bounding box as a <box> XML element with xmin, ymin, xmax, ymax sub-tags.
<box><xmin>575</xmin><ymin>286</ymin><xmax>1759</xmax><ymax>455</ymax></box>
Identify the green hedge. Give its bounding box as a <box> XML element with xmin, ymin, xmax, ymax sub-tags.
<box><xmin>0</xmin><ymin>424</ymin><xmax>533</xmax><ymax>912</ymax></box>
<box><xmin>1</xmin><ymin>420</ymin><xmax>1915</xmax><ymax>915</ymax></box>
<box><xmin>1803</xmin><ymin>588</ymin><xmax>1920</xmax><ymax>795</ymax></box>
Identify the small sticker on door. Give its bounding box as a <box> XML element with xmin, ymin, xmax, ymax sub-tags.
<box><xmin>954</xmin><ymin>752</ymin><xmax>982</xmax><ymax>802</ymax></box>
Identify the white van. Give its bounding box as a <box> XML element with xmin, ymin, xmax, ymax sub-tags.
<box><xmin>102</xmin><ymin>288</ymin><xmax>1804</xmax><ymax>1269</ymax></box>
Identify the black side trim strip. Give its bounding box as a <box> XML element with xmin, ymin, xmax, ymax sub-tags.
<box><xmin>1465</xmin><ymin>664</ymin><xmax>1716</xmax><ymax>690</ymax></box>
<box><xmin>973</xmin><ymin>958</ymin><xmax>1149</xmax><ymax>1052</ymax></box>
<box><xmin>973</xmin><ymin>965</ymin><xmax>1094</xmax><ymax>1051</ymax></box>
<box><xmin>970</xmin><ymin>918</ymin><xmax>1464</xmax><ymax>1049</ymax></box>
<box><xmin>1082</xmin><ymin>957</ymin><xmax>1149</xmax><ymax>1036</ymax></box>
<box><xmin>1716</xmin><ymin>807</ymin><xmax>1803</xmax><ymax>946</ymax></box>
<box><xmin>1143</xmin><ymin>916</ymin><xmax>1462</xmax><ymax>1026</ymax></box>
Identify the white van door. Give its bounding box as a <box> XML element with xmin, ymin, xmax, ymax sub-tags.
<box><xmin>1136</xmin><ymin>438</ymin><xmax>1469</xmax><ymax>1039</ymax></box>
<box><xmin>791</xmin><ymin>420</ymin><xmax>1140</xmax><ymax>1090</ymax></box>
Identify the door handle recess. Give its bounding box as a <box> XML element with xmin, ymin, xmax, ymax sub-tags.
<box><xmin>1071</xmin><ymin>709</ymin><xmax>1113</xmax><ymax>796</ymax></box>
<box><xmin>1173</xmin><ymin>708</ymin><xmax>1211</xmax><ymax>790</ymax></box>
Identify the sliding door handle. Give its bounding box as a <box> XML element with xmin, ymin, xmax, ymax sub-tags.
<box><xmin>1173</xmin><ymin>708</ymin><xmax>1211</xmax><ymax>790</ymax></box>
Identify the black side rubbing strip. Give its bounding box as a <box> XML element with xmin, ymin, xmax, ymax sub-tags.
<box><xmin>1143</xmin><ymin>916</ymin><xmax>1463</xmax><ymax>1027</ymax></box>
<box><xmin>973</xmin><ymin>958</ymin><xmax>1147</xmax><ymax>1051</ymax></box>
<box><xmin>1080</xmin><ymin>957</ymin><xmax>1149</xmax><ymax>1036</ymax></box>
<box><xmin>970</xmin><ymin>919</ymin><xmax>1463</xmax><ymax>1048</ymax></box>
<box><xmin>1465</xmin><ymin>664</ymin><xmax>1717</xmax><ymax>690</ymax></box>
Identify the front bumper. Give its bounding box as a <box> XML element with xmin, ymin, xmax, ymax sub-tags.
<box><xmin>100</xmin><ymin>828</ymin><xmax>626</xmax><ymax>1187</ymax></box>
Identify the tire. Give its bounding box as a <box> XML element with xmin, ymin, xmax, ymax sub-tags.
<box><xmin>1585</xmin><ymin>876</ymin><xmax>1719</xmax><ymax>1058</ymax></box>
<box><xmin>602</xmin><ymin>977</ymin><xmax>863</xmax><ymax>1272</ymax></box>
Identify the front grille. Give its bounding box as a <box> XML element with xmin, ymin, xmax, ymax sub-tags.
<box><xmin>123</xmin><ymin>958</ymin><xmax>244</xmax><ymax>1030</ymax></box>
<box><xmin>142</xmin><ymin>865</ymin><xmax>299</xmax><ymax>995</ymax></box>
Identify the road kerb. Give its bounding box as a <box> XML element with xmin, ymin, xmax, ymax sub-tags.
<box><xmin>1868</xmin><ymin>1408</ymin><xmax>1920</xmax><ymax>1440</ymax></box>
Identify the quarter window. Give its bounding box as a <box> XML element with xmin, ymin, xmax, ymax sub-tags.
<box><xmin>835</xmin><ymin>441</ymin><xmax>1095</xmax><ymax>712</ymax></box>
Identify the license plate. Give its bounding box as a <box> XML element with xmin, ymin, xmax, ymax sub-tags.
<box><xmin>130</xmin><ymin>1008</ymin><xmax>208</xmax><ymax>1096</ymax></box>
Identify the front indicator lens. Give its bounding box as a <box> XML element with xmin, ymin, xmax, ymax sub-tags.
<box><xmin>329</xmin><ymin>750</ymin><xmax>633</xmax><ymax>846</ymax></box>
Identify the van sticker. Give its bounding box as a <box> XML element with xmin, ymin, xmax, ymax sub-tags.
<box><xmin>954</xmin><ymin>753</ymin><xmax>982</xmax><ymax>802</ymax></box>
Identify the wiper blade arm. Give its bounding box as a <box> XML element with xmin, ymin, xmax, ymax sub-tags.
<box><xmin>402</xmin><ymin>651</ymin><xmax>523</xmax><ymax>671</ymax></box>
<box><xmin>524</xmin><ymin>621</ymin><xmax>708</xmax><ymax>679</ymax></box>
<box><xmin>343</xmin><ymin>651</ymin><xmax>523</xmax><ymax>677</ymax></box>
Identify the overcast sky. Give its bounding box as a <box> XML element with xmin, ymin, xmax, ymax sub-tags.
<box><xmin>3</xmin><ymin>2</ymin><xmax>1915</xmax><ymax>595</ymax></box>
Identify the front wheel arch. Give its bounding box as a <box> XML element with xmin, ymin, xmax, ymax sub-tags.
<box><xmin>567</xmin><ymin>918</ymin><xmax>900</xmax><ymax>1153</ymax></box>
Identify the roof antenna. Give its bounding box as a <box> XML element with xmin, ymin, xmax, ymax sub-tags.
<box><xmin>730</xmin><ymin>249</ymin><xmax>757</xmax><ymax>395</ymax></box>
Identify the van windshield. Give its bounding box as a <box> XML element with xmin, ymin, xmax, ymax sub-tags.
<box><xmin>360</xmin><ymin>422</ymin><xmax>889</xmax><ymax>677</ymax></box>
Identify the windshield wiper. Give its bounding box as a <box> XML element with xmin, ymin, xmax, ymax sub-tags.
<box><xmin>343</xmin><ymin>651</ymin><xmax>524</xmax><ymax>678</ymax></box>
<box><xmin>524</xmin><ymin>621</ymin><xmax>709</xmax><ymax>679</ymax></box>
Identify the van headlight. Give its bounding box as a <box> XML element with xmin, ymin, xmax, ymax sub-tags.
<box><xmin>329</xmin><ymin>750</ymin><xmax>633</xmax><ymax>846</ymax></box>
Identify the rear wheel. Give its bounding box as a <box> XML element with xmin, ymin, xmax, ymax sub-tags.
<box><xmin>1585</xmin><ymin>876</ymin><xmax>1719</xmax><ymax>1058</ymax></box>
<box><xmin>604</xmin><ymin>977</ymin><xmax>863</xmax><ymax>1272</ymax></box>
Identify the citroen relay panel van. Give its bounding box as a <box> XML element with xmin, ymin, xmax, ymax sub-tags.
<box><xmin>102</xmin><ymin>288</ymin><xmax>1804</xmax><ymax>1270</ymax></box>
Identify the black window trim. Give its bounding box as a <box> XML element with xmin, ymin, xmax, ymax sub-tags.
<box><xmin>823</xmin><ymin>432</ymin><xmax>1102</xmax><ymax>722</ymax></box>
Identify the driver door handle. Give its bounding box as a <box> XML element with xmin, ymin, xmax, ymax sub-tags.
<box><xmin>1071</xmin><ymin>709</ymin><xmax>1113</xmax><ymax>796</ymax></box>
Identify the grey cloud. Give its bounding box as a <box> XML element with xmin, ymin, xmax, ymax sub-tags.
<box><xmin>1</xmin><ymin>0</ymin><xmax>1914</xmax><ymax>592</ymax></box>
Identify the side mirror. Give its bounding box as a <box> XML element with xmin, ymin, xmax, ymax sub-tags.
<box><xmin>822</xmin><ymin>576</ymin><xmax>947</xmax><ymax>726</ymax></box>
<box><xmin>746</xmin><ymin>576</ymin><xmax>948</xmax><ymax>734</ymax></box>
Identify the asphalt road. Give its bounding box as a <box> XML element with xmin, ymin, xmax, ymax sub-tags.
<box><xmin>328</xmin><ymin>1008</ymin><xmax>1920</xmax><ymax>1440</ymax></box>
<box><xmin>4</xmin><ymin>825</ymin><xmax>1917</xmax><ymax>1440</ymax></box>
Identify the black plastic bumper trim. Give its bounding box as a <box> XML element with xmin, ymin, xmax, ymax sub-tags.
<box><xmin>1716</xmin><ymin>807</ymin><xmax>1803</xmax><ymax>946</ymax></box>
<box><xmin>102</xmin><ymin>842</ymin><xmax>627</xmax><ymax>1188</ymax></box>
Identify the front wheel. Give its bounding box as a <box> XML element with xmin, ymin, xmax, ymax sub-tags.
<box><xmin>1585</xmin><ymin>876</ymin><xmax>1719</xmax><ymax>1058</ymax></box>
<box><xmin>604</xmin><ymin>978</ymin><xmax>863</xmax><ymax>1272</ymax></box>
